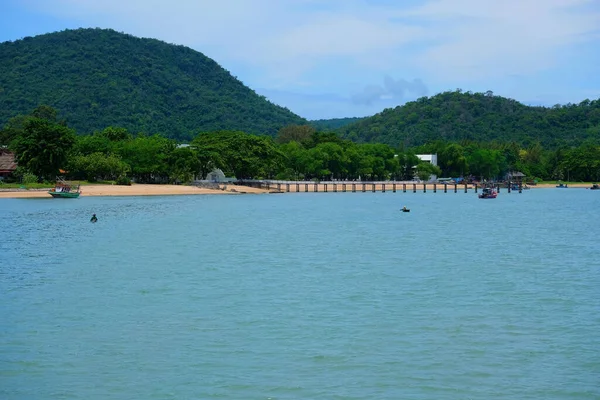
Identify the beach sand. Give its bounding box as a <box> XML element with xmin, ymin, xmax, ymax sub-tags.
<box><xmin>0</xmin><ymin>183</ymin><xmax>271</xmax><ymax>198</ymax></box>
<box><xmin>0</xmin><ymin>182</ymin><xmax>593</xmax><ymax>198</ymax></box>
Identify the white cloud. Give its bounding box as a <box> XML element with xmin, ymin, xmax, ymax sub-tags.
<box><xmin>402</xmin><ymin>0</ymin><xmax>600</xmax><ymax>80</ymax></box>
<box><xmin>352</xmin><ymin>76</ymin><xmax>428</xmax><ymax>105</ymax></box>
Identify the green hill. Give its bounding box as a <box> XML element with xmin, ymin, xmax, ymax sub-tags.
<box><xmin>0</xmin><ymin>28</ymin><xmax>306</xmax><ymax>141</ymax></box>
<box><xmin>310</xmin><ymin>117</ymin><xmax>365</xmax><ymax>131</ymax></box>
<box><xmin>338</xmin><ymin>90</ymin><xmax>600</xmax><ymax>148</ymax></box>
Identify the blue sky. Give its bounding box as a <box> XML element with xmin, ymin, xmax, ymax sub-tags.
<box><xmin>1</xmin><ymin>0</ymin><xmax>600</xmax><ymax>120</ymax></box>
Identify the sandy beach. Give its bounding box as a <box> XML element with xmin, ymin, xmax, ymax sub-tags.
<box><xmin>0</xmin><ymin>183</ymin><xmax>271</xmax><ymax>198</ymax></box>
<box><xmin>0</xmin><ymin>182</ymin><xmax>594</xmax><ymax>198</ymax></box>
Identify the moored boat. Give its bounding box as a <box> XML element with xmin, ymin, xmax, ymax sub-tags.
<box><xmin>48</xmin><ymin>180</ymin><xmax>81</xmax><ymax>198</ymax></box>
<box><xmin>556</xmin><ymin>182</ymin><xmax>568</xmax><ymax>188</ymax></box>
<box><xmin>478</xmin><ymin>187</ymin><xmax>498</xmax><ymax>199</ymax></box>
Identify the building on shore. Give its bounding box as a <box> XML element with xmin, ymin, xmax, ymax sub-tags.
<box><xmin>0</xmin><ymin>149</ymin><xmax>17</xmax><ymax>181</ymax></box>
<box><xmin>416</xmin><ymin>154</ymin><xmax>438</xmax><ymax>182</ymax></box>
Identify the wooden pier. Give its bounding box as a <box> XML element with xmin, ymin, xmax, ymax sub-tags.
<box><xmin>236</xmin><ymin>181</ymin><xmax>524</xmax><ymax>194</ymax></box>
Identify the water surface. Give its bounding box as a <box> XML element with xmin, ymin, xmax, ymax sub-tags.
<box><xmin>1</xmin><ymin>189</ymin><xmax>599</xmax><ymax>399</ymax></box>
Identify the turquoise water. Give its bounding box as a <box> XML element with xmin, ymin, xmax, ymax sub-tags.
<box><xmin>1</xmin><ymin>189</ymin><xmax>599</xmax><ymax>399</ymax></box>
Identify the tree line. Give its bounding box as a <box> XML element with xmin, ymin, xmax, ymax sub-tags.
<box><xmin>2</xmin><ymin>106</ymin><xmax>599</xmax><ymax>184</ymax></box>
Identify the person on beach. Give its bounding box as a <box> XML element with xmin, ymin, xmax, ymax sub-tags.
<box><xmin>90</xmin><ymin>214</ymin><xmax>98</xmax><ymax>223</ymax></box>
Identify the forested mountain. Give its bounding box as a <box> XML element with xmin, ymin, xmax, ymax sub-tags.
<box><xmin>0</xmin><ymin>28</ymin><xmax>306</xmax><ymax>141</ymax></box>
<box><xmin>338</xmin><ymin>90</ymin><xmax>600</xmax><ymax>148</ymax></box>
<box><xmin>310</xmin><ymin>117</ymin><xmax>365</xmax><ymax>131</ymax></box>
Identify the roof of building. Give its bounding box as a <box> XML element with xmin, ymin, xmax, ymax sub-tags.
<box><xmin>0</xmin><ymin>151</ymin><xmax>17</xmax><ymax>172</ymax></box>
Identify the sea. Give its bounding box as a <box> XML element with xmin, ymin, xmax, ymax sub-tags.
<box><xmin>1</xmin><ymin>189</ymin><xmax>599</xmax><ymax>399</ymax></box>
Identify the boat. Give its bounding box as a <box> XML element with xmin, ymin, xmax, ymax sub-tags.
<box><xmin>48</xmin><ymin>179</ymin><xmax>81</xmax><ymax>198</ymax></box>
<box><xmin>590</xmin><ymin>184</ymin><xmax>600</xmax><ymax>190</ymax></box>
<box><xmin>478</xmin><ymin>187</ymin><xmax>498</xmax><ymax>199</ymax></box>
<box><xmin>401</xmin><ymin>208</ymin><xmax>410</xmax><ymax>213</ymax></box>
<box><xmin>556</xmin><ymin>182</ymin><xmax>568</xmax><ymax>188</ymax></box>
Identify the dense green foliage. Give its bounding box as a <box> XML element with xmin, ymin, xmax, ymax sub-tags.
<box><xmin>0</xmin><ymin>28</ymin><xmax>306</xmax><ymax>141</ymax></box>
<box><xmin>4</xmin><ymin>106</ymin><xmax>600</xmax><ymax>185</ymax></box>
<box><xmin>339</xmin><ymin>90</ymin><xmax>600</xmax><ymax>148</ymax></box>
<box><xmin>310</xmin><ymin>117</ymin><xmax>365</xmax><ymax>131</ymax></box>
<box><xmin>10</xmin><ymin>106</ymin><xmax>76</xmax><ymax>181</ymax></box>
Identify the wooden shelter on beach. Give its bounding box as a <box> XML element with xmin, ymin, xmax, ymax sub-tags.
<box><xmin>0</xmin><ymin>150</ymin><xmax>17</xmax><ymax>180</ymax></box>
<box><xmin>506</xmin><ymin>171</ymin><xmax>526</xmax><ymax>184</ymax></box>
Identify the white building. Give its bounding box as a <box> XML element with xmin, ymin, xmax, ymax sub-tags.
<box><xmin>416</xmin><ymin>154</ymin><xmax>438</xmax><ymax>166</ymax></box>
<box><xmin>415</xmin><ymin>154</ymin><xmax>438</xmax><ymax>182</ymax></box>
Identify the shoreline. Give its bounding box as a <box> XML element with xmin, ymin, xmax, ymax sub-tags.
<box><xmin>0</xmin><ymin>182</ymin><xmax>594</xmax><ymax>199</ymax></box>
<box><xmin>0</xmin><ymin>184</ymin><xmax>271</xmax><ymax>198</ymax></box>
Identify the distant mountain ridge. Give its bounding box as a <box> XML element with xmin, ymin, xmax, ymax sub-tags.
<box><xmin>0</xmin><ymin>28</ymin><xmax>306</xmax><ymax>140</ymax></box>
<box><xmin>337</xmin><ymin>90</ymin><xmax>600</xmax><ymax>148</ymax></box>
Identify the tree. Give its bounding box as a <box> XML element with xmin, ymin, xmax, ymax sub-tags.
<box><xmin>31</xmin><ymin>104</ymin><xmax>60</xmax><ymax>122</ymax></box>
<box><xmin>11</xmin><ymin>118</ymin><xmax>76</xmax><ymax>181</ymax></box>
<box><xmin>98</xmin><ymin>126</ymin><xmax>132</xmax><ymax>142</ymax></box>
<box><xmin>0</xmin><ymin>114</ymin><xmax>27</xmax><ymax>147</ymax></box>
<box><xmin>279</xmin><ymin>141</ymin><xmax>307</xmax><ymax>180</ymax></box>
<box><xmin>115</xmin><ymin>135</ymin><xmax>175</xmax><ymax>183</ymax></box>
<box><xmin>70</xmin><ymin>152</ymin><xmax>130</xmax><ymax>182</ymax></box>
<box><xmin>397</xmin><ymin>152</ymin><xmax>421</xmax><ymax>180</ymax></box>
<box><xmin>276</xmin><ymin>125</ymin><xmax>315</xmax><ymax>144</ymax></box>
<box><xmin>168</xmin><ymin>147</ymin><xmax>201</xmax><ymax>183</ymax></box>
<box><xmin>467</xmin><ymin>149</ymin><xmax>504</xmax><ymax>180</ymax></box>
<box><xmin>439</xmin><ymin>143</ymin><xmax>467</xmax><ymax>177</ymax></box>
<box><xmin>192</xmin><ymin>131</ymin><xmax>283</xmax><ymax>179</ymax></box>
<box><xmin>416</xmin><ymin>161</ymin><xmax>442</xmax><ymax>182</ymax></box>
<box><xmin>1</xmin><ymin>105</ymin><xmax>62</xmax><ymax>147</ymax></box>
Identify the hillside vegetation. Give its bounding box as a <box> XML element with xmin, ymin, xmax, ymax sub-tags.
<box><xmin>310</xmin><ymin>117</ymin><xmax>365</xmax><ymax>131</ymax></box>
<box><xmin>0</xmin><ymin>28</ymin><xmax>306</xmax><ymax>141</ymax></box>
<box><xmin>338</xmin><ymin>90</ymin><xmax>600</xmax><ymax>148</ymax></box>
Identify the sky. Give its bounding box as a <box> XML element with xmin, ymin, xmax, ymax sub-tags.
<box><xmin>1</xmin><ymin>0</ymin><xmax>600</xmax><ymax>120</ymax></box>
